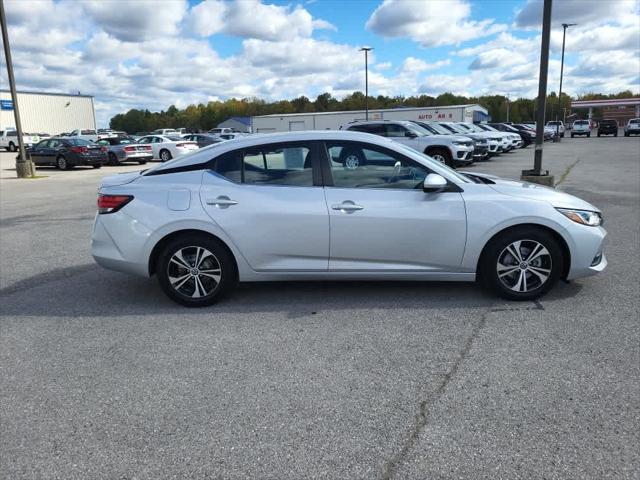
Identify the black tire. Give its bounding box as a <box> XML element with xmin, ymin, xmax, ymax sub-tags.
<box><xmin>571</xmin><ymin>134</ymin><xmax>574</xmax><ymax>138</ymax></box>
<box><xmin>338</xmin><ymin>148</ymin><xmax>365</xmax><ymax>169</ymax></box>
<box><xmin>587</xmin><ymin>133</ymin><xmax>590</xmax><ymax>137</ymax></box>
<box><xmin>92</xmin><ymin>164</ymin><xmax>102</xmax><ymax>169</ymax></box>
<box><xmin>159</xmin><ymin>149</ymin><xmax>172</xmax><ymax>162</ymax></box>
<box><xmin>480</xmin><ymin>227</ymin><xmax>563</xmax><ymax>301</ymax></box>
<box><xmin>625</xmin><ymin>132</ymin><xmax>629</xmax><ymax>137</ymax></box>
<box><xmin>138</xmin><ymin>160</ymin><xmax>147</xmax><ymax>165</ymax></box>
<box><xmin>8</xmin><ymin>142</ymin><xmax>17</xmax><ymax>152</ymax></box>
<box><xmin>56</xmin><ymin>155</ymin><xmax>71</xmax><ymax>170</ymax></box>
<box><xmin>156</xmin><ymin>234</ymin><xmax>237</xmax><ymax>307</ymax></box>
<box><xmin>560</xmin><ymin>132</ymin><xmax>564</xmax><ymax>137</ymax></box>
<box><xmin>426</xmin><ymin>147</ymin><xmax>453</xmax><ymax>167</ymax></box>
<box><xmin>107</xmin><ymin>152</ymin><xmax>119</xmax><ymax>166</ymax></box>
<box><xmin>597</xmin><ymin>133</ymin><xmax>601</xmax><ymax>137</ymax></box>
<box><xmin>614</xmin><ymin>133</ymin><xmax>618</xmax><ymax>137</ymax></box>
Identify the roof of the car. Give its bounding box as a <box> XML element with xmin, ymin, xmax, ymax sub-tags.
<box><xmin>145</xmin><ymin>130</ymin><xmax>399</xmax><ymax>173</ymax></box>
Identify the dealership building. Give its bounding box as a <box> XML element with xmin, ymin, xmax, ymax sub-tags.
<box><xmin>251</xmin><ymin>104</ymin><xmax>489</xmax><ymax>133</ymax></box>
<box><xmin>0</xmin><ymin>89</ymin><xmax>96</xmax><ymax>135</ymax></box>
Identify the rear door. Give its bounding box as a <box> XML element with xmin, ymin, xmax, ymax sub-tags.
<box><xmin>200</xmin><ymin>141</ymin><xmax>329</xmax><ymax>271</ymax></box>
<box><xmin>30</xmin><ymin>140</ymin><xmax>51</xmax><ymax>164</ymax></box>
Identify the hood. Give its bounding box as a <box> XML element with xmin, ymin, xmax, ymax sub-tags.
<box><xmin>488</xmin><ymin>177</ymin><xmax>599</xmax><ymax>211</ymax></box>
<box><xmin>431</xmin><ymin>134</ymin><xmax>473</xmax><ymax>143</ymax></box>
<box><xmin>99</xmin><ymin>170</ymin><xmax>143</xmax><ymax>188</ymax></box>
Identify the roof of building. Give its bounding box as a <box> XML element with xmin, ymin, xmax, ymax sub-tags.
<box><xmin>571</xmin><ymin>98</ymin><xmax>640</xmax><ymax>108</ymax></box>
<box><xmin>0</xmin><ymin>89</ymin><xmax>94</xmax><ymax>99</ymax></box>
<box><xmin>221</xmin><ymin>116</ymin><xmax>251</xmax><ymax>126</ymax></box>
<box><xmin>253</xmin><ymin>104</ymin><xmax>486</xmax><ymax>118</ymax></box>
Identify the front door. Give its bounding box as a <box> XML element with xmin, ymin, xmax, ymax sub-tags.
<box><xmin>322</xmin><ymin>141</ymin><xmax>467</xmax><ymax>272</ymax></box>
<box><xmin>200</xmin><ymin>141</ymin><xmax>329</xmax><ymax>271</ymax></box>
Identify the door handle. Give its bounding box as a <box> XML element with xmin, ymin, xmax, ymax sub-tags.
<box><xmin>332</xmin><ymin>202</ymin><xmax>364</xmax><ymax>212</ymax></box>
<box><xmin>206</xmin><ymin>196</ymin><xmax>238</xmax><ymax>208</ymax></box>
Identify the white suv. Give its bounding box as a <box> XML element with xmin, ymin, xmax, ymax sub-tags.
<box><xmin>546</xmin><ymin>121</ymin><xmax>565</xmax><ymax>137</ymax></box>
<box><xmin>624</xmin><ymin>118</ymin><xmax>640</xmax><ymax>137</ymax></box>
<box><xmin>343</xmin><ymin>120</ymin><xmax>474</xmax><ymax>167</ymax></box>
<box><xmin>571</xmin><ymin>120</ymin><xmax>591</xmax><ymax>137</ymax></box>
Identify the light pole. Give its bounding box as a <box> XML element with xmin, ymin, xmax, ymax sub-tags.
<box><xmin>0</xmin><ymin>0</ymin><xmax>34</xmax><ymax>178</ymax></box>
<box><xmin>556</xmin><ymin>22</ymin><xmax>576</xmax><ymax>140</ymax></box>
<box><xmin>359</xmin><ymin>47</ymin><xmax>372</xmax><ymax>120</ymax></box>
<box><xmin>521</xmin><ymin>0</ymin><xmax>553</xmax><ymax>186</ymax></box>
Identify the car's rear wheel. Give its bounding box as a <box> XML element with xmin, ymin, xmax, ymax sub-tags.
<box><xmin>481</xmin><ymin>227</ymin><xmax>563</xmax><ymax>301</ymax></box>
<box><xmin>426</xmin><ymin>147</ymin><xmax>452</xmax><ymax>166</ymax></box>
<box><xmin>138</xmin><ymin>160</ymin><xmax>147</xmax><ymax>165</ymax></box>
<box><xmin>107</xmin><ymin>152</ymin><xmax>119</xmax><ymax>166</ymax></box>
<box><xmin>8</xmin><ymin>142</ymin><xmax>16</xmax><ymax>152</ymax></box>
<box><xmin>156</xmin><ymin>234</ymin><xmax>236</xmax><ymax>307</ymax></box>
<box><xmin>159</xmin><ymin>149</ymin><xmax>172</xmax><ymax>162</ymax></box>
<box><xmin>571</xmin><ymin>133</ymin><xmax>574</xmax><ymax>138</ymax></box>
<box><xmin>56</xmin><ymin>155</ymin><xmax>71</xmax><ymax>170</ymax></box>
<box><xmin>92</xmin><ymin>164</ymin><xmax>102</xmax><ymax>169</ymax></box>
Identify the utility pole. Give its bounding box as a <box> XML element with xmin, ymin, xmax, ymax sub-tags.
<box><xmin>360</xmin><ymin>47</ymin><xmax>372</xmax><ymax>121</ymax></box>
<box><xmin>506</xmin><ymin>93</ymin><xmax>511</xmax><ymax>123</ymax></box>
<box><xmin>1</xmin><ymin>0</ymin><xmax>34</xmax><ymax>178</ymax></box>
<box><xmin>556</xmin><ymin>22</ymin><xmax>576</xmax><ymax>141</ymax></box>
<box><xmin>521</xmin><ymin>0</ymin><xmax>554</xmax><ymax>186</ymax></box>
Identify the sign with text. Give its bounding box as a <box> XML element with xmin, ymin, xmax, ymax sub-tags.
<box><xmin>0</xmin><ymin>100</ymin><xmax>14</xmax><ymax>110</ymax></box>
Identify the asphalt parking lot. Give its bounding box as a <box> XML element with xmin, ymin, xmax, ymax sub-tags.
<box><xmin>1</xmin><ymin>136</ymin><xmax>639</xmax><ymax>479</ymax></box>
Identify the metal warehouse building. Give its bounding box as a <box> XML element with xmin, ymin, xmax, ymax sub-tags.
<box><xmin>252</xmin><ymin>104</ymin><xmax>489</xmax><ymax>133</ymax></box>
<box><xmin>0</xmin><ymin>90</ymin><xmax>96</xmax><ymax>135</ymax></box>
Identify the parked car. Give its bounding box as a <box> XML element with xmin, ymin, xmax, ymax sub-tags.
<box><xmin>597</xmin><ymin>119</ymin><xmax>618</xmax><ymax>137</ymax></box>
<box><xmin>135</xmin><ymin>134</ymin><xmax>199</xmax><ymax>161</ymax></box>
<box><xmin>623</xmin><ymin>118</ymin><xmax>640</xmax><ymax>136</ymax></box>
<box><xmin>437</xmin><ymin>122</ymin><xmax>502</xmax><ymax>156</ymax></box>
<box><xmin>412</xmin><ymin>120</ymin><xmax>489</xmax><ymax>161</ymax></box>
<box><xmin>68</xmin><ymin>129</ymin><xmax>99</xmax><ymax>142</ymax></box>
<box><xmin>342</xmin><ymin>120</ymin><xmax>474</xmax><ymax>167</ymax></box>
<box><xmin>92</xmin><ymin>130</ymin><xmax>607</xmax><ymax>307</ymax></box>
<box><xmin>489</xmin><ymin>123</ymin><xmax>533</xmax><ymax>147</ymax></box>
<box><xmin>208</xmin><ymin>127</ymin><xmax>236</xmax><ymax>136</ymax></box>
<box><xmin>183</xmin><ymin>133</ymin><xmax>224</xmax><ymax>148</ymax></box>
<box><xmin>0</xmin><ymin>129</ymin><xmax>40</xmax><ymax>151</ymax></box>
<box><xmin>152</xmin><ymin>129</ymin><xmax>180</xmax><ymax>136</ymax></box>
<box><xmin>29</xmin><ymin>137</ymin><xmax>107</xmax><ymax>169</ymax></box>
<box><xmin>571</xmin><ymin>120</ymin><xmax>591</xmax><ymax>137</ymax></box>
<box><xmin>475</xmin><ymin>123</ymin><xmax>523</xmax><ymax>149</ymax></box>
<box><xmin>546</xmin><ymin>121</ymin><xmax>565</xmax><ymax>137</ymax></box>
<box><xmin>96</xmin><ymin>136</ymin><xmax>153</xmax><ymax>165</ymax></box>
<box><xmin>451</xmin><ymin>122</ymin><xmax>511</xmax><ymax>153</ymax></box>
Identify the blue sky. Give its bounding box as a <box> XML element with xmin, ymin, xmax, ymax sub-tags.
<box><xmin>2</xmin><ymin>0</ymin><xmax>638</xmax><ymax>126</ymax></box>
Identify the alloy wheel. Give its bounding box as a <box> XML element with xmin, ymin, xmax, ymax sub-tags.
<box><xmin>344</xmin><ymin>154</ymin><xmax>360</xmax><ymax>169</ymax></box>
<box><xmin>431</xmin><ymin>154</ymin><xmax>446</xmax><ymax>164</ymax></box>
<box><xmin>167</xmin><ymin>246</ymin><xmax>222</xmax><ymax>298</ymax></box>
<box><xmin>496</xmin><ymin>240</ymin><xmax>552</xmax><ymax>293</ymax></box>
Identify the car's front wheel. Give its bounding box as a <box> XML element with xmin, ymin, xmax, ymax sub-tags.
<box><xmin>426</xmin><ymin>147</ymin><xmax>452</xmax><ymax>166</ymax></box>
<box><xmin>56</xmin><ymin>155</ymin><xmax>71</xmax><ymax>170</ymax></box>
<box><xmin>481</xmin><ymin>227</ymin><xmax>563</xmax><ymax>301</ymax></box>
<box><xmin>156</xmin><ymin>234</ymin><xmax>236</xmax><ymax>307</ymax></box>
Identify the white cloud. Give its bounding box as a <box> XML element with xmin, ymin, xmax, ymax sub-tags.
<box><xmin>188</xmin><ymin>0</ymin><xmax>335</xmax><ymax>40</ymax></box>
<box><xmin>82</xmin><ymin>0</ymin><xmax>188</xmax><ymax>42</ymax></box>
<box><xmin>366</xmin><ymin>0</ymin><xmax>506</xmax><ymax>47</ymax></box>
<box><xmin>515</xmin><ymin>0</ymin><xmax>639</xmax><ymax>28</ymax></box>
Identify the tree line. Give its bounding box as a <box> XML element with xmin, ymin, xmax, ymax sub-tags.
<box><xmin>109</xmin><ymin>90</ymin><xmax>638</xmax><ymax>133</ymax></box>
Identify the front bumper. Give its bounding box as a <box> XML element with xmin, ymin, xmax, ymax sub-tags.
<box><xmin>625</xmin><ymin>128</ymin><xmax>640</xmax><ymax>134</ymax></box>
<box><xmin>473</xmin><ymin>145</ymin><xmax>489</xmax><ymax>160</ymax></box>
<box><xmin>566</xmin><ymin>225</ymin><xmax>608</xmax><ymax>280</ymax></box>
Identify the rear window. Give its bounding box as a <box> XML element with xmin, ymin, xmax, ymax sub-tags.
<box><xmin>601</xmin><ymin>120</ymin><xmax>617</xmax><ymax>125</ymax></box>
<box><xmin>574</xmin><ymin>120</ymin><xmax>589</xmax><ymax>125</ymax></box>
<box><xmin>81</xmin><ymin>130</ymin><xmax>96</xmax><ymax>135</ymax></box>
<box><xmin>67</xmin><ymin>138</ymin><xmax>93</xmax><ymax>146</ymax></box>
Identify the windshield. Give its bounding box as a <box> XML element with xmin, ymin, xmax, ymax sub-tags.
<box><xmin>416</xmin><ymin>121</ymin><xmax>451</xmax><ymax>135</ymax></box>
<box><xmin>574</xmin><ymin>120</ymin><xmax>589</xmax><ymax>125</ymax></box>
<box><xmin>405</xmin><ymin>123</ymin><xmax>431</xmax><ymax>136</ymax></box>
<box><xmin>392</xmin><ymin>142</ymin><xmax>471</xmax><ymax>184</ymax></box>
<box><xmin>478</xmin><ymin>124</ymin><xmax>499</xmax><ymax>132</ymax></box>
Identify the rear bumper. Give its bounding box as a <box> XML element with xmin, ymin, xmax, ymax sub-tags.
<box><xmin>72</xmin><ymin>154</ymin><xmax>107</xmax><ymax>166</ymax></box>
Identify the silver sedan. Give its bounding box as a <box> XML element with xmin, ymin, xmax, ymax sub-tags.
<box><xmin>91</xmin><ymin>131</ymin><xmax>606</xmax><ymax>307</ymax></box>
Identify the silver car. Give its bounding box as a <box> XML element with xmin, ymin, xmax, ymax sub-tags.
<box><xmin>92</xmin><ymin>131</ymin><xmax>606</xmax><ymax>307</ymax></box>
<box><xmin>96</xmin><ymin>136</ymin><xmax>153</xmax><ymax>165</ymax></box>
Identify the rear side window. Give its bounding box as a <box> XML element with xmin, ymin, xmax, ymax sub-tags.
<box><xmin>81</xmin><ymin>130</ymin><xmax>96</xmax><ymax>135</ymax></box>
<box><xmin>214</xmin><ymin>142</ymin><xmax>314</xmax><ymax>186</ymax></box>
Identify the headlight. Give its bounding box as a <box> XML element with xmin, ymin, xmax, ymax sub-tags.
<box><xmin>557</xmin><ymin>208</ymin><xmax>602</xmax><ymax>226</ymax></box>
<box><xmin>452</xmin><ymin>141</ymin><xmax>470</xmax><ymax>147</ymax></box>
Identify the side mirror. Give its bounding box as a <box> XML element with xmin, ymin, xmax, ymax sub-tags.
<box><xmin>405</xmin><ymin>131</ymin><xmax>417</xmax><ymax>138</ymax></box>
<box><xmin>423</xmin><ymin>173</ymin><xmax>448</xmax><ymax>193</ymax></box>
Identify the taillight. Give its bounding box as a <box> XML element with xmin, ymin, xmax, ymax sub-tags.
<box><xmin>97</xmin><ymin>194</ymin><xmax>133</xmax><ymax>214</ymax></box>
<box><xmin>100</xmin><ymin>146</ymin><xmax>107</xmax><ymax>152</ymax></box>
<box><xmin>176</xmin><ymin>143</ymin><xmax>187</xmax><ymax>147</ymax></box>
<box><xmin>124</xmin><ymin>146</ymin><xmax>135</xmax><ymax>152</ymax></box>
<box><xmin>142</xmin><ymin>145</ymin><xmax>152</xmax><ymax>150</ymax></box>
<box><xmin>70</xmin><ymin>146</ymin><xmax>88</xmax><ymax>153</ymax></box>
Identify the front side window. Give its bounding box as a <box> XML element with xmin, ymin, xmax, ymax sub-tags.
<box><xmin>385</xmin><ymin>124</ymin><xmax>408</xmax><ymax>138</ymax></box>
<box><xmin>214</xmin><ymin>143</ymin><xmax>314</xmax><ymax>187</ymax></box>
<box><xmin>326</xmin><ymin>141</ymin><xmax>431</xmax><ymax>190</ymax></box>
